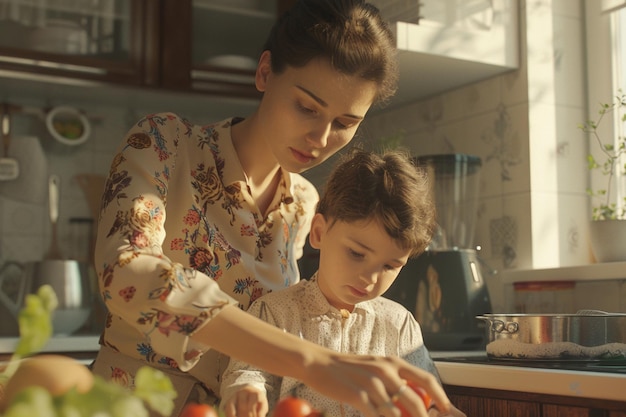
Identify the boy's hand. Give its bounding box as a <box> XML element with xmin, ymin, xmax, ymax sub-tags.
<box><xmin>223</xmin><ymin>385</ymin><xmax>268</xmax><ymax>417</ymax></box>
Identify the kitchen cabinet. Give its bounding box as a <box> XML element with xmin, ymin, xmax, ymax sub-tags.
<box><xmin>0</xmin><ymin>0</ymin><xmax>519</xmax><ymax>105</ymax></box>
<box><xmin>0</xmin><ymin>0</ymin><xmax>160</xmax><ymax>86</ymax></box>
<box><xmin>160</xmin><ymin>0</ymin><xmax>294</xmax><ymax>98</ymax></box>
<box><xmin>386</xmin><ymin>0</ymin><xmax>520</xmax><ymax>107</ymax></box>
<box><xmin>433</xmin><ymin>355</ymin><xmax>626</xmax><ymax>417</ymax></box>
<box><xmin>445</xmin><ymin>385</ymin><xmax>626</xmax><ymax>417</ymax></box>
<box><xmin>0</xmin><ymin>0</ymin><xmax>292</xmax><ymax>97</ymax></box>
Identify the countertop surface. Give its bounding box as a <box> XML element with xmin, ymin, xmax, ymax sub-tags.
<box><xmin>0</xmin><ymin>335</ymin><xmax>100</xmax><ymax>354</ymax></box>
<box><xmin>1</xmin><ymin>340</ymin><xmax>623</xmax><ymax>402</ymax></box>
<box><xmin>431</xmin><ymin>351</ymin><xmax>626</xmax><ymax>402</ymax></box>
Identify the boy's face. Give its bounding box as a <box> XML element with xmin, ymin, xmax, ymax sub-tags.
<box><xmin>309</xmin><ymin>214</ymin><xmax>412</xmax><ymax>311</ymax></box>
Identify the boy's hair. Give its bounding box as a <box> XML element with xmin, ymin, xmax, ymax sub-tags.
<box><xmin>316</xmin><ymin>148</ymin><xmax>436</xmax><ymax>257</ymax></box>
<box><xmin>263</xmin><ymin>0</ymin><xmax>398</xmax><ymax>105</ymax></box>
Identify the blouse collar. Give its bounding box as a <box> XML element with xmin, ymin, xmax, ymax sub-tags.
<box><xmin>212</xmin><ymin>118</ymin><xmax>295</xmax><ymax>202</ymax></box>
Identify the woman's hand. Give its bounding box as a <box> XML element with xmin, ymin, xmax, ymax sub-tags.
<box><xmin>302</xmin><ymin>353</ymin><xmax>450</xmax><ymax>417</ymax></box>
<box><xmin>222</xmin><ymin>385</ymin><xmax>268</xmax><ymax>417</ymax></box>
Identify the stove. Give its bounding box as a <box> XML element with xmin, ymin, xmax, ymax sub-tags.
<box><xmin>431</xmin><ymin>351</ymin><xmax>626</xmax><ymax>403</ymax></box>
<box><xmin>434</xmin><ymin>354</ymin><xmax>626</xmax><ymax>374</ymax></box>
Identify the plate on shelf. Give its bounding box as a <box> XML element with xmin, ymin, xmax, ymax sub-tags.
<box><xmin>195</xmin><ymin>0</ymin><xmax>261</xmax><ymax>11</ymax></box>
<box><xmin>204</xmin><ymin>54</ymin><xmax>258</xmax><ymax>70</ymax></box>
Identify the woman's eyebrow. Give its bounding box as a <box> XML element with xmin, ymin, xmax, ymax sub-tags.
<box><xmin>295</xmin><ymin>85</ymin><xmax>364</xmax><ymax>120</ymax></box>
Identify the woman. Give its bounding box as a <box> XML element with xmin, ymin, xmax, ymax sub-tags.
<box><xmin>91</xmin><ymin>1</ymin><xmax>452</xmax><ymax>416</ymax></box>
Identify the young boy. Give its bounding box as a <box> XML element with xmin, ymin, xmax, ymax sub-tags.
<box><xmin>220</xmin><ymin>148</ymin><xmax>465</xmax><ymax>417</ymax></box>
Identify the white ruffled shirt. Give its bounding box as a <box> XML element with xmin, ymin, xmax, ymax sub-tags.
<box><xmin>221</xmin><ymin>275</ymin><xmax>440</xmax><ymax>417</ymax></box>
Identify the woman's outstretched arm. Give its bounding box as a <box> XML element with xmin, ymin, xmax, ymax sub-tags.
<box><xmin>192</xmin><ymin>305</ymin><xmax>451</xmax><ymax>417</ymax></box>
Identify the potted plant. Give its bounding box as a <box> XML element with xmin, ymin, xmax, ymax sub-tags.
<box><xmin>579</xmin><ymin>90</ymin><xmax>626</xmax><ymax>262</ymax></box>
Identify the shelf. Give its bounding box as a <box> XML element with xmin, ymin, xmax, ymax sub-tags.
<box><xmin>193</xmin><ymin>1</ymin><xmax>275</xmax><ymax>19</ymax></box>
<box><xmin>499</xmin><ymin>262</ymin><xmax>626</xmax><ymax>284</ymax></box>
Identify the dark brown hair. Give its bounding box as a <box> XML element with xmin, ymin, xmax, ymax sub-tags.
<box><xmin>316</xmin><ymin>148</ymin><xmax>436</xmax><ymax>257</ymax></box>
<box><xmin>263</xmin><ymin>0</ymin><xmax>398</xmax><ymax>105</ymax></box>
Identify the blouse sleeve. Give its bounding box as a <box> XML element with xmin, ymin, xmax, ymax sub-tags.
<box><xmin>397</xmin><ymin>311</ymin><xmax>442</xmax><ymax>383</ymax></box>
<box><xmin>94</xmin><ymin>113</ymin><xmax>238</xmax><ymax>371</ymax></box>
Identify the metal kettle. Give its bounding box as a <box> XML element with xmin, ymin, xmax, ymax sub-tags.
<box><xmin>0</xmin><ymin>259</ymin><xmax>93</xmax><ymax>336</ymax></box>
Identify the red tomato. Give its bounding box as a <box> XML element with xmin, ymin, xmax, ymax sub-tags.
<box><xmin>180</xmin><ymin>403</ymin><xmax>219</xmax><ymax>417</ymax></box>
<box><xmin>272</xmin><ymin>396</ymin><xmax>314</xmax><ymax>417</ymax></box>
<box><xmin>396</xmin><ymin>380</ymin><xmax>434</xmax><ymax>417</ymax></box>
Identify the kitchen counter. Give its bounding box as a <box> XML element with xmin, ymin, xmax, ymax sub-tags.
<box><xmin>0</xmin><ymin>335</ymin><xmax>100</xmax><ymax>355</ymax></box>
<box><xmin>431</xmin><ymin>351</ymin><xmax>626</xmax><ymax>403</ymax></box>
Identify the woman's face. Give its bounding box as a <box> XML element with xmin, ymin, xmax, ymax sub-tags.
<box><xmin>309</xmin><ymin>214</ymin><xmax>411</xmax><ymax>312</ymax></box>
<box><xmin>255</xmin><ymin>51</ymin><xmax>378</xmax><ymax>173</ymax></box>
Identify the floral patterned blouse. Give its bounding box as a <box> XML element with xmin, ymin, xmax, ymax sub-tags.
<box><xmin>220</xmin><ymin>275</ymin><xmax>440</xmax><ymax>417</ymax></box>
<box><xmin>93</xmin><ymin>115</ymin><xmax>318</xmax><ymax>398</ymax></box>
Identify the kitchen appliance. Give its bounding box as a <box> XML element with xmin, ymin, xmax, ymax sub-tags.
<box><xmin>476</xmin><ymin>311</ymin><xmax>626</xmax><ymax>360</ymax></box>
<box><xmin>0</xmin><ymin>174</ymin><xmax>96</xmax><ymax>335</ymax></box>
<box><xmin>0</xmin><ymin>260</ymin><xmax>93</xmax><ymax>335</ymax></box>
<box><xmin>46</xmin><ymin>174</ymin><xmax>64</xmax><ymax>260</ymax></box>
<box><xmin>384</xmin><ymin>153</ymin><xmax>492</xmax><ymax>351</ymax></box>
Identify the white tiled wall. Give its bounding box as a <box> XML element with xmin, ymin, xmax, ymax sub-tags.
<box><xmin>0</xmin><ymin>87</ymin><xmax>259</xmax><ymax>336</ymax></box>
<box><xmin>0</xmin><ymin>93</ymin><xmax>258</xmax><ymax>266</ymax></box>
<box><xmin>352</xmin><ymin>0</ymin><xmax>592</xmax><ymax>312</ymax></box>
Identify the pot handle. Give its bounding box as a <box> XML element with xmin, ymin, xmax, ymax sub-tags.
<box><xmin>476</xmin><ymin>316</ymin><xmax>519</xmax><ymax>334</ymax></box>
<box><xmin>0</xmin><ymin>260</ymin><xmax>24</xmax><ymax>316</ymax></box>
<box><xmin>491</xmin><ymin>319</ymin><xmax>519</xmax><ymax>334</ymax></box>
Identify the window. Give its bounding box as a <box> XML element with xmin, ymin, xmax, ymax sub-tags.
<box><xmin>585</xmin><ymin>0</ymin><xmax>626</xmax><ymax>215</ymax></box>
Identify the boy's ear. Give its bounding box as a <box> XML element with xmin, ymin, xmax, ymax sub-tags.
<box><xmin>255</xmin><ymin>50</ymin><xmax>272</xmax><ymax>92</ymax></box>
<box><xmin>308</xmin><ymin>213</ymin><xmax>327</xmax><ymax>249</ymax></box>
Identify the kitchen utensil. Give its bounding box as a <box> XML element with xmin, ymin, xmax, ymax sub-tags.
<box><xmin>0</xmin><ymin>103</ymin><xmax>19</xmax><ymax>181</ymax></box>
<box><xmin>75</xmin><ymin>173</ymin><xmax>105</xmax><ymax>221</ymax></box>
<box><xmin>0</xmin><ymin>134</ymin><xmax>48</xmax><ymax>204</ymax></box>
<box><xmin>46</xmin><ymin>106</ymin><xmax>91</xmax><ymax>146</ymax></box>
<box><xmin>476</xmin><ymin>313</ymin><xmax>626</xmax><ymax>360</ymax></box>
<box><xmin>0</xmin><ymin>260</ymin><xmax>92</xmax><ymax>335</ymax></box>
<box><xmin>45</xmin><ymin>175</ymin><xmax>64</xmax><ymax>260</ymax></box>
<box><xmin>75</xmin><ymin>173</ymin><xmax>105</xmax><ymax>262</ymax></box>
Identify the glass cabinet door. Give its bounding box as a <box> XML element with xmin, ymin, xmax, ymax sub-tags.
<box><xmin>189</xmin><ymin>0</ymin><xmax>278</xmax><ymax>98</ymax></box>
<box><xmin>0</xmin><ymin>0</ymin><xmax>157</xmax><ymax>85</ymax></box>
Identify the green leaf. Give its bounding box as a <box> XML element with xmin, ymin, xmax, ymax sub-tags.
<box><xmin>133</xmin><ymin>367</ymin><xmax>177</xmax><ymax>416</ymax></box>
<box><xmin>3</xmin><ymin>386</ymin><xmax>56</xmax><ymax>417</ymax></box>
<box><xmin>13</xmin><ymin>285</ymin><xmax>58</xmax><ymax>358</ymax></box>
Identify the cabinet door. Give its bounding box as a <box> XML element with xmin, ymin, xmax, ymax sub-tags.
<box><xmin>0</xmin><ymin>0</ymin><xmax>158</xmax><ymax>85</ymax></box>
<box><xmin>542</xmin><ymin>405</ymin><xmax>596</xmax><ymax>417</ymax></box>
<box><xmin>160</xmin><ymin>0</ymin><xmax>294</xmax><ymax>98</ymax></box>
<box><xmin>448</xmin><ymin>393</ymin><xmax>540</xmax><ymax>417</ymax></box>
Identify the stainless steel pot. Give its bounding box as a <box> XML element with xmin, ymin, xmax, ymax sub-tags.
<box><xmin>476</xmin><ymin>312</ymin><xmax>626</xmax><ymax>360</ymax></box>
